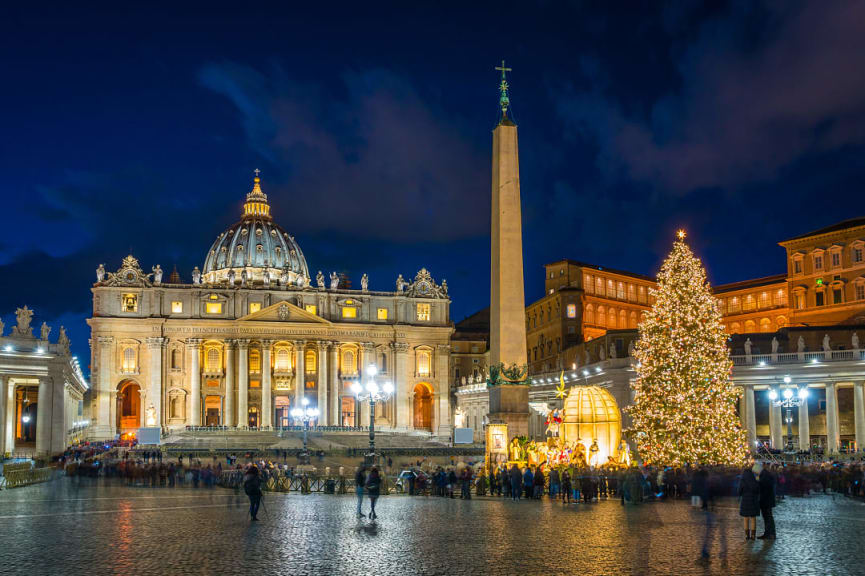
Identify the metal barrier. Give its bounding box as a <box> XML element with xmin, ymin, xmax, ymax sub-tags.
<box><xmin>2</xmin><ymin>467</ymin><xmax>54</xmax><ymax>489</ymax></box>
<box><xmin>220</xmin><ymin>470</ymin><xmax>384</xmax><ymax>494</ymax></box>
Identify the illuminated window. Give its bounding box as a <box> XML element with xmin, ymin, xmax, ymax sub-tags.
<box><xmin>616</xmin><ymin>282</ymin><xmax>625</xmax><ymax>300</ymax></box>
<box><xmin>759</xmin><ymin>292</ymin><xmax>769</xmax><ymax>308</ymax></box>
<box><xmin>608</xmin><ymin>308</ymin><xmax>617</xmax><ymax>328</ymax></box>
<box><xmin>794</xmin><ymin>293</ymin><xmax>805</xmax><ymax>309</ymax></box>
<box><xmin>248</xmin><ymin>302</ymin><xmax>261</xmax><ymax>314</ymax></box>
<box><xmin>305</xmin><ymin>305</ymin><xmax>317</xmax><ymax>315</ymax></box>
<box><xmin>638</xmin><ymin>286</ymin><xmax>646</xmax><ymax>304</ymax></box>
<box><xmin>417</xmin><ymin>303</ymin><xmax>431</xmax><ymax>321</ymax></box>
<box><xmin>342</xmin><ymin>307</ymin><xmax>357</xmax><ymax>319</ymax></box>
<box><xmin>760</xmin><ymin>318</ymin><xmax>772</xmax><ymax>332</ymax></box>
<box><xmin>305</xmin><ymin>350</ymin><xmax>316</xmax><ymax>373</ymax></box>
<box><xmin>206</xmin><ymin>348</ymin><xmax>220</xmax><ymax>372</ymax></box>
<box><xmin>249</xmin><ymin>379</ymin><xmax>260</xmax><ymax>389</ymax></box>
<box><xmin>744</xmin><ymin>295</ymin><xmax>755</xmax><ymax>311</ymax></box>
<box><xmin>596</xmin><ymin>277</ymin><xmax>603</xmax><ymax>296</ymax></box>
<box><xmin>205</xmin><ymin>302</ymin><xmax>222</xmax><ymax>314</ymax></box>
<box><xmin>209</xmin><ymin>294</ymin><xmax>218</xmax><ymax>300</ymax></box>
<box><xmin>566</xmin><ymin>303</ymin><xmax>576</xmax><ymax>318</ymax></box>
<box><xmin>122</xmin><ymin>293</ymin><xmax>138</xmax><ymax>313</ymax></box>
<box><xmin>122</xmin><ymin>347</ymin><xmax>136</xmax><ymax>373</ymax></box>
<box><xmin>775</xmin><ymin>289</ymin><xmax>787</xmax><ymax>306</ymax></box>
<box><xmin>628</xmin><ymin>284</ymin><xmax>636</xmax><ymax>301</ymax></box>
<box><xmin>607</xmin><ymin>279</ymin><xmax>614</xmax><ymax>296</ymax></box>
<box><xmin>171</xmin><ymin>301</ymin><xmax>183</xmax><ymax>313</ymax></box>
<box><xmin>730</xmin><ymin>297</ymin><xmax>741</xmax><ymax>313</ymax></box>
<box><xmin>249</xmin><ymin>349</ymin><xmax>261</xmax><ymax>372</ymax></box>
<box><xmin>584</xmin><ymin>274</ymin><xmax>593</xmax><ymax>293</ymax></box>
<box><xmin>417</xmin><ymin>350</ymin><xmax>431</xmax><ymax>376</ymax></box>
<box><xmin>275</xmin><ymin>348</ymin><xmax>291</xmax><ymax>371</ymax></box>
<box><xmin>377</xmin><ymin>308</ymin><xmax>388</xmax><ymax>320</ymax></box>
<box><xmin>585</xmin><ymin>304</ymin><xmax>594</xmax><ymax>324</ymax></box>
<box><xmin>341</xmin><ymin>350</ymin><xmax>356</xmax><ymax>374</ymax></box>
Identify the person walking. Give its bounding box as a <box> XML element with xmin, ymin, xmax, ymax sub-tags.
<box><xmin>243</xmin><ymin>465</ymin><xmax>263</xmax><ymax>521</ymax></box>
<box><xmin>757</xmin><ymin>463</ymin><xmax>777</xmax><ymax>539</ymax></box>
<box><xmin>523</xmin><ymin>467</ymin><xmax>534</xmax><ymax>500</ymax></box>
<box><xmin>366</xmin><ymin>466</ymin><xmax>382</xmax><ymax>520</ymax></box>
<box><xmin>509</xmin><ymin>464</ymin><xmax>522</xmax><ymax>501</ymax></box>
<box><xmin>738</xmin><ymin>464</ymin><xmax>761</xmax><ymax>540</ymax></box>
<box><xmin>355</xmin><ymin>465</ymin><xmax>367</xmax><ymax>518</ymax></box>
<box><xmin>561</xmin><ymin>470</ymin><xmax>572</xmax><ymax>504</ymax></box>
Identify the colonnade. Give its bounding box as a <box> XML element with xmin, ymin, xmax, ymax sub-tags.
<box><xmin>740</xmin><ymin>381</ymin><xmax>865</xmax><ymax>453</ymax></box>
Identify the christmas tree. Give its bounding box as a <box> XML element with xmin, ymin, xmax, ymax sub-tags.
<box><xmin>627</xmin><ymin>231</ymin><xmax>748</xmax><ymax>466</ymax></box>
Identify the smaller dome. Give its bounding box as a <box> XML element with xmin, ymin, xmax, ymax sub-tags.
<box><xmin>562</xmin><ymin>386</ymin><xmax>622</xmax><ymax>466</ymax></box>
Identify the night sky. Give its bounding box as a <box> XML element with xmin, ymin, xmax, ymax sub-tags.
<box><xmin>2</xmin><ymin>2</ymin><xmax>865</xmax><ymax>373</ymax></box>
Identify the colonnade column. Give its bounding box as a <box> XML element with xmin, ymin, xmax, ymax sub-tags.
<box><xmin>317</xmin><ymin>341</ymin><xmax>328</xmax><ymax>424</ymax></box>
<box><xmin>392</xmin><ymin>342</ymin><xmax>409</xmax><ymax>429</ymax></box>
<box><xmin>187</xmin><ymin>339</ymin><xmax>202</xmax><ymax>426</ymax></box>
<box><xmin>294</xmin><ymin>341</ymin><xmax>306</xmax><ymax>408</ymax></box>
<box><xmin>854</xmin><ymin>381</ymin><xmax>865</xmax><ymax>452</ymax></box>
<box><xmin>769</xmin><ymin>394</ymin><xmax>783</xmax><ymax>449</ymax></box>
<box><xmin>436</xmin><ymin>344</ymin><xmax>451</xmax><ymax>437</ymax></box>
<box><xmin>36</xmin><ymin>377</ymin><xmax>51</xmax><ymax>455</ymax></box>
<box><xmin>96</xmin><ymin>336</ymin><xmax>115</xmax><ymax>437</ymax></box>
<box><xmin>261</xmin><ymin>340</ymin><xmax>273</xmax><ymax>428</ymax></box>
<box><xmin>328</xmin><ymin>342</ymin><xmax>339</xmax><ymax>426</ymax></box>
<box><xmin>743</xmin><ymin>385</ymin><xmax>756</xmax><ymax>447</ymax></box>
<box><xmin>825</xmin><ymin>382</ymin><xmax>840</xmax><ymax>454</ymax></box>
<box><xmin>146</xmin><ymin>337</ymin><xmax>165</xmax><ymax>429</ymax></box>
<box><xmin>0</xmin><ymin>376</ymin><xmax>6</xmax><ymax>456</ymax></box>
<box><xmin>237</xmin><ymin>339</ymin><xmax>249</xmax><ymax>428</ymax></box>
<box><xmin>224</xmin><ymin>340</ymin><xmax>235</xmax><ymax>428</ymax></box>
<box><xmin>3</xmin><ymin>378</ymin><xmax>13</xmax><ymax>454</ymax></box>
<box><xmin>798</xmin><ymin>389</ymin><xmax>810</xmax><ymax>451</ymax></box>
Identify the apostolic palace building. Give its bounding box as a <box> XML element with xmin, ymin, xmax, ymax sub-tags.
<box><xmin>86</xmin><ymin>173</ymin><xmax>453</xmax><ymax>441</ymax></box>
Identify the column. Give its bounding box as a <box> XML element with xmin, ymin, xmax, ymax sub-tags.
<box><xmin>3</xmin><ymin>378</ymin><xmax>13</xmax><ymax>454</ymax></box>
<box><xmin>769</xmin><ymin>393</ymin><xmax>783</xmax><ymax>449</ymax></box>
<box><xmin>49</xmin><ymin>373</ymin><xmax>66</xmax><ymax>454</ymax></box>
<box><xmin>36</xmin><ymin>377</ymin><xmax>52</xmax><ymax>455</ymax></box>
<box><xmin>392</xmin><ymin>343</ymin><xmax>409</xmax><ymax>429</ymax></box>
<box><xmin>328</xmin><ymin>342</ymin><xmax>339</xmax><ymax>425</ymax></box>
<box><xmin>317</xmin><ymin>341</ymin><xmax>329</xmax><ymax>424</ymax></box>
<box><xmin>261</xmin><ymin>340</ymin><xmax>273</xmax><ymax>428</ymax></box>
<box><xmin>744</xmin><ymin>386</ymin><xmax>757</xmax><ymax>447</ymax></box>
<box><xmin>187</xmin><ymin>339</ymin><xmax>202</xmax><ymax>426</ymax></box>
<box><xmin>854</xmin><ymin>382</ymin><xmax>865</xmax><ymax>452</ymax></box>
<box><xmin>436</xmin><ymin>344</ymin><xmax>452</xmax><ymax>436</ymax></box>
<box><xmin>146</xmin><ymin>337</ymin><xmax>165</xmax><ymax>428</ymax></box>
<box><xmin>224</xmin><ymin>340</ymin><xmax>235</xmax><ymax>428</ymax></box>
<box><xmin>799</xmin><ymin>389</ymin><xmax>810</xmax><ymax>451</ymax></box>
<box><xmin>294</xmin><ymin>341</ymin><xmax>306</xmax><ymax>408</ymax></box>
<box><xmin>360</xmin><ymin>343</ymin><xmax>375</xmax><ymax>425</ymax></box>
<box><xmin>825</xmin><ymin>382</ymin><xmax>840</xmax><ymax>454</ymax></box>
<box><xmin>96</xmin><ymin>336</ymin><xmax>115</xmax><ymax>437</ymax></box>
<box><xmin>0</xmin><ymin>376</ymin><xmax>5</xmax><ymax>456</ymax></box>
<box><xmin>237</xmin><ymin>339</ymin><xmax>249</xmax><ymax>428</ymax></box>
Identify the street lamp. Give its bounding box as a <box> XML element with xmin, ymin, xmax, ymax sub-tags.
<box><xmin>768</xmin><ymin>375</ymin><xmax>808</xmax><ymax>452</ymax></box>
<box><xmin>290</xmin><ymin>397</ymin><xmax>319</xmax><ymax>465</ymax></box>
<box><xmin>351</xmin><ymin>363</ymin><xmax>394</xmax><ymax>465</ymax></box>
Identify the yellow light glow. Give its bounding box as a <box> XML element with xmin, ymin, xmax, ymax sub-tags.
<box><xmin>171</xmin><ymin>301</ymin><xmax>183</xmax><ymax>313</ymax></box>
<box><xmin>205</xmin><ymin>302</ymin><xmax>222</xmax><ymax>314</ymax></box>
<box><xmin>341</xmin><ymin>307</ymin><xmax>357</xmax><ymax>319</ymax></box>
<box><xmin>305</xmin><ymin>304</ymin><xmax>317</xmax><ymax>315</ymax></box>
<box><xmin>677</xmin><ymin>229</ymin><xmax>687</xmax><ymax>240</ymax></box>
<box><xmin>377</xmin><ymin>307</ymin><xmax>388</xmax><ymax>320</ymax></box>
<box><xmin>417</xmin><ymin>303</ymin><xmax>431</xmax><ymax>321</ymax></box>
<box><xmin>248</xmin><ymin>302</ymin><xmax>261</xmax><ymax>314</ymax></box>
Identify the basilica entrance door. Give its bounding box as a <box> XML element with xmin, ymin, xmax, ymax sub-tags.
<box><xmin>275</xmin><ymin>397</ymin><xmax>291</xmax><ymax>428</ymax></box>
<box><xmin>118</xmin><ymin>381</ymin><xmax>141</xmax><ymax>429</ymax></box>
<box><xmin>413</xmin><ymin>383</ymin><xmax>432</xmax><ymax>431</ymax></box>
<box><xmin>204</xmin><ymin>396</ymin><xmax>221</xmax><ymax>426</ymax></box>
<box><xmin>248</xmin><ymin>407</ymin><xmax>260</xmax><ymax>429</ymax></box>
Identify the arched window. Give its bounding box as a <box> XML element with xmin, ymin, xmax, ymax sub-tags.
<box><xmin>417</xmin><ymin>351</ymin><xmax>431</xmax><ymax>376</ymax></box>
<box><xmin>629</xmin><ymin>311</ymin><xmax>637</xmax><ymax>329</ymax></box>
<box><xmin>744</xmin><ymin>320</ymin><xmax>756</xmax><ymax>333</ymax></box>
<box><xmin>619</xmin><ymin>309</ymin><xmax>627</xmax><ymax>328</ymax></box>
<box><xmin>380</xmin><ymin>352</ymin><xmax>388</xmax><ymax>372</ymax></box>
<box><xmin>776</xmin><ymin>316</ymin><xmax>787</xmax><ymax>329</ymax></box>
<box><xmin>730</xmin><ymin>322</ymin><xmax>741</xmax><ymax>334</ymax></box>
<box><xmin>249</xmin><ymin>349</ymin><xmax>261</xmax><ymax>372</ymax></box>
<box><xmin>305</xmin><ymin>349</ymin><xmax>316</xmax><ymax>373</ymax></box>
<box><xmin>122</xmin><ymin>347</ymin><xmax>136</xmax><ymax>373</ymax></box>
<box><xmin>596</xmin><ymin>277</ymin><xmax>603</xmax><ymax>296</ymax></box>
<box><xmin>759</xmin><ymin>318</ymin><xmax>772</xmax><ymax>332</ymax></box>
<box><xmin>608</xmin><ymin>308</ymin><xmax>616</xmax><ymax>328</ymax></box>
<box><xmin>275</xmin><ymin>348</ymin><xmax>291</xmax><ymax>371</ymax></box>
<box><xmin>585</xmin><ymin>304</ymin><xmax>594</xmax><ymax>324</ymax></box>
<box><xmin>170</xmin><ymin>348</ymin><xmax>180</xmax><ymax>370</ymax></box>
<box><xmin>342</xmin><ymin>350</ymin><xmax>355</xmax><ymax>374</ymax></box>
<box><xmin>598</xmin><ymin>306</ymin><xmax>605</xmax><ymax>328</ymax></box>
<box><xmin>206</xmin><ymin>348</ymin><xmax>220</xmax><ymax>372</ymax></box>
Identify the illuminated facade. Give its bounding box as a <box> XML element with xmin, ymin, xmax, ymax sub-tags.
<box><xmin>87</xmin><ymin>174</ymin><xmax>453</xmax><ymax>440</ymax></box>
<box><xmin>1</xmin><ymin>307</ymin><xmax>88</xmax><ymax>456</ymax></box>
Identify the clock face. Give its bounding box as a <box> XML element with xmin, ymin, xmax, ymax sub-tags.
<box><xmin>418</xmin><ymin>282</ymin><xmax>430</xmax><ymax>294</ymax></box>
<box><xmin>124</xmin><ymin>271</ymin><xmax>137</xmax><ymax>283</ymax></box>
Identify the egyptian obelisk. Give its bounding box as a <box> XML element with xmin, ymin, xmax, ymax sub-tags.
<box><xmin>488</xmin><ymin>61</ymin><xmax>529</xmax><ymax>439</ymax></box>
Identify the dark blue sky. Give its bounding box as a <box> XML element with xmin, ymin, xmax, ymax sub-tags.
<box><xmin>2</xmin><ymin>2</ymin><xmax>865</xmax><ymax>372</ymax></box>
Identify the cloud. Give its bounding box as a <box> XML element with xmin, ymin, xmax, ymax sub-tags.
<box><xmin>198</xmin><ymin>62</ymin><xmax>488</xmax><ymax>241</ymax></box>
<box><xmin>557</xmin><ymin>2</ymin><xmax>865</xmax><ymax>193</ymax></box>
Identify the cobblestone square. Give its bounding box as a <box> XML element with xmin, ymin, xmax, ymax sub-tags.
<box><xmin>1</xmin><ymin>479</ymin><xmax>862</xmax><ymax>575</ymax></box>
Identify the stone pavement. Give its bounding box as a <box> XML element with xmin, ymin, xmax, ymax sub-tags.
<box><xmin>0</xmin><ymin>479</ymin><xmax>862</xmax><ymax>575</ymax></box>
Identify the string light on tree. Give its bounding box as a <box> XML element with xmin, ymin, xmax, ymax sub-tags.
<box><xmin>626</xmin><ymin>230</ymin><xmax>748</xmax><ymax>466</ymax></box>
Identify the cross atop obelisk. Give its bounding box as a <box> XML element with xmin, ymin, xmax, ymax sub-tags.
<box><xmin>495</xmin><ymin>60</ymin><xmax>512</xmax><ymax>116</ymax></box>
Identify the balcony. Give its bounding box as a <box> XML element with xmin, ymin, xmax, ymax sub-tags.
<box><xmin>732</xmin><ymin>349</ymin><xmax>865</xmax><ymax>366</ymax></box>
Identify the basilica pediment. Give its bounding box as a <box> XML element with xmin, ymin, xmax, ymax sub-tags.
<box><xmin>239</xmin><ymin>301</ymin><xmax>331</xmax><ymax>325</ymax></box>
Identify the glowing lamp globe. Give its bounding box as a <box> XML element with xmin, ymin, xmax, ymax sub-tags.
<box><xmin>350</xmin><ymin>382</ymin><xmax>362</xmax><ymax>396</ymax></box>
<box><xmin>367</xmin><ymin>381</ymin><xmax>379</xmax><ymax>395</ymax></box>
<box><xmin>366</xmin><ymin>364</ymin><xmax>378</xmax><ymax>378</ymax></box>
<box><xmin>768</xmin><ymin>389</ymin><xmax>778</xmax><ymax>400</ymax></box>
<box><xmin>301</xmin><ymin>397</ymin><xmax>309</xmax><ymax>406</ymax></box>
<box><xmin>798</xmin><ymin>388</ymin><xmax>809</xmax><ymax>399</ymax></box>
<box><xmin>383</xmin><ymin>381</ymin><xmax>394</xmax><ymax>395</ymax></box>
<box><xmin>783</xmin><ymin>388</ymin><xmax>793</xmax><ymax>400</ymax></box>
<box><xmin>309</xmin><ymin>408</ymin><xmax>320</xmax><ymax>418</ymax></box>
<box><xmin>290</xmin><ymin>408</ymin><xmax>302</xmax><ymax>418</ymax></box>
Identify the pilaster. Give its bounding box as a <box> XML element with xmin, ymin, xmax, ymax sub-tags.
<box><xmin>146</xmin><ymin>337</ymin><xmax>165</xmax><ymax>428</ymax></box>
<box><xmin>317</xmin><ymin>341</ymin><xmax>329</xmax><ymax>424</ymax></box>
<box><xmin>96</xmin><ymin>336</ymin><xmax>115</xmax><ymax>437</ymax></box>
<box><xmin>743</xmin><ymin>385</ymin><xmax>757</xmax><ymax>447</ymax></box>
<box><xmin>854</xmin><ymin>382</ymin><xmax>865</xmax><ymax>452</ymax></box>
<box><xmin>237</xmin><ymin>339</ymin><xmax>250</xmax><ymax>428</ymax></box>
<box><xmin>328</xmin><ymin>342</ymin><xmax>339</xmax><ymax>426</ymax></box>
<box><xmin>436</xmin><ymin>344</ymin><xmax>451</xmax><ymax>436</ymax></box>
<box><xmin>825</xmin><ymin>382</ymin><xmax>840</xmax><ymax>453</ymax></box>
<box><xmin>799</xmin><ymin>390</ymin><xmax>810</xmax><ymax>451</ymax></box>
<box><xmin>261</xmin><ymin>340</ymin><xmax>273</xmax><ymax>428</ymax></box>
<box><xmin>187</xmin><ymin>338</ymin><xmax>202</xmax><ymax>426</ymax></box>
<box><xmin>36</xmin><ymin>377</ymin><xmax>51</xmax><ymax>455</ymax></box>
<box><xmin>392</xmin><ymin>342</ymin><xmax>409</xmax><ymax>429</ymax></box>
<box><xmin>224</xmin><ymin>339</ymin><xmax>235</xmax><ymax>428</ymax></box>
<box><xmin>294</xmin><ymin>340</ymin><xmax>306</xmax><ymax>408</ymax></box>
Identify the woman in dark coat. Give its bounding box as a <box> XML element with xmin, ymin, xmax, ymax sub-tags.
<box><xmin>738</xmin><ymin>465</ymin><xmax>761</xmax><ymax>540</ymax></box>
<box><xmin>365</xmin><ymin>467</ymin><xmax>382</xmax><ymax>520</ymax></box>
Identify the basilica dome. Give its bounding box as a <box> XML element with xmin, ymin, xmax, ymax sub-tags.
<box><xmin>202</xmin><ymin>173</ymin><xmax>310</xmax><ymax>286</ymax></box>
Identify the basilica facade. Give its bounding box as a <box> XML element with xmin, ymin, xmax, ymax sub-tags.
<box><xmin>87</xmin><ymin>174</ymin><xmax>453</xmax><ymax>439</ymax></box>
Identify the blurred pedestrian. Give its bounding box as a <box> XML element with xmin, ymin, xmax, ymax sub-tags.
<box><xmin>366</xmin><ymin>467</ymin><xmax>382</xmax><ymax>520</ymax></box>
<box><xmin>757</xmin><ymin>463</ymin><xmax>777</xmax><ymax>540</ymax></box>
<box><xmin>738</xmin><ymin>464</ymin><xmax>761</xmax><ymax>540</ymax></box>
<box><xmin>355</xmin><ymin>465</ymin><xmax>367</xmax><ymax>518</ymax></box>
<box><xmin>243</xmin><ymin>465</ymin><xmax>263</xmax><ymax>521</ymax></box>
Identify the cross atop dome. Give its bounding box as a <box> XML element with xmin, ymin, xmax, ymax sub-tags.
<box><xmin>496</xmin><ymin>60</ymin><xmax>513</xmax><ymax>121</ymax></box>
<box><xmin>244</xmin><ymin>169</ymin><xmax>270</xmax><ymax>219</ymax></box>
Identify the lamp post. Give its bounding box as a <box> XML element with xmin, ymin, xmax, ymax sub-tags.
<box><xmin>768</xmin><ymin>376</ymin><xmax>808</xmax><ymax>453</ymax></box>
<box><xmin>351</xmin><ymin>364</ymin><xmax>394</xmax><ymax>466</ymax></box>
<box><xmin>290</xmin><ymin>397</ymin><xmax>319</xmax><ymax>465</ymax></box>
